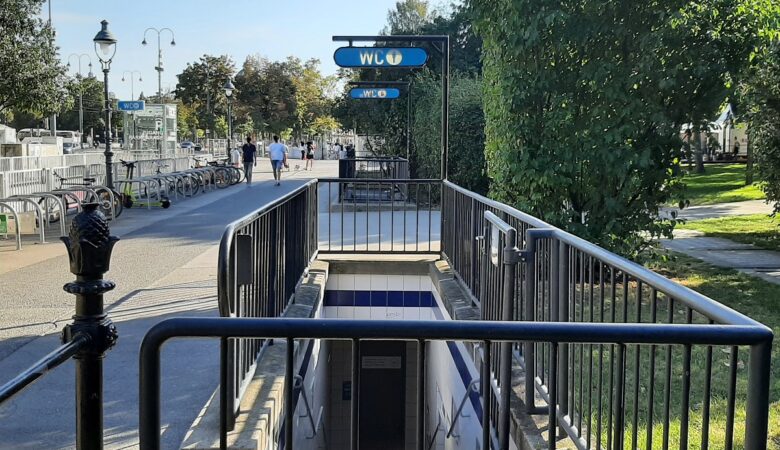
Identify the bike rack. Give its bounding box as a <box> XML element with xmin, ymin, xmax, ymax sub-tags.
<box><xmin>115</xmin><ymin>179</ymin><xmax>157</xmax><ymax>209</ymax></box>
<box><xmin>0</xmin><ymin>197</ymin><xmax>46</xmax><ymax>244</ymax></box>
<box><xmin>0</xmin><ymin>201</ymin><xmax>22</xmax><ymax>250</ymax></box>
<box><xmin>46</xmin><ymin>189</ymin><xmax>85</xmax><ymax>214</ymax></box>
<box><xmin>9</xmin><ymin>193</ymin><xmax>67</xmax><ymax>236</ymax></box>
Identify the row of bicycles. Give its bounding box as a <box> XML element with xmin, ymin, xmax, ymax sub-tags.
<box><xmin>34</xmin><ymin>157</ymin><xmax>245</xmax><ymax>223</ymax></box>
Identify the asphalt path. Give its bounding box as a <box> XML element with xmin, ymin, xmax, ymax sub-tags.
<box><xmin>0</xmin><ymin>162</ymin><xmax>336</xmax><ymax>449</ymax></box>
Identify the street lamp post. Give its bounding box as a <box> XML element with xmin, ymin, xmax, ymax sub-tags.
<box><xmin>224</xmin><ymin>78</ymin><xmax>235</xmax><ymax>158</ymax></box>
<box><xmin>94</xmin><ymin>20</ymin><xmax>117</xmax><ymax>190</ymax></box>
<box><xmin>67</xmin><ymin>54</ymin><xmax>93</xmax><ymax>147</ymax></box>
<box><xmin>122</xmin><ymin>71</ymin><xmax>142</xmax><ymax>150</ymax></box>
<box><xmin>141</xmin><ymin>27</ymin><xmax>175</xmax><ymax>103</ymax></box>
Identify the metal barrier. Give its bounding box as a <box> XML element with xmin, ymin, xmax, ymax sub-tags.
<box><xmin>440</xmin><ymin>180</ymin><xmax>773</xmax><ymax>450</ymax></box>
<box><xmin>217</xmin><ymin>180</ymin><xmax>318</xmax><ymax>433</ymax></box>
<box><xmin>317</xmin><ymin>178</ymin><xmax>441</xmax><ymax>253</ymax></box>
<box><xmin>0</xmin><ymin>196</ymin><xmax>47</xmax><ymax>244</ymax></box>
<box><xmin>338</xmin><ymin>157</ymin><xmax>409</xmax><ymax>180</ymax></box>
<box><xmin>138</xmin><ymin>317</ymin><xmax>772</xmax><ymax>450</ymax></box>
<box><xmin>0</xmin><ymin>201</ymin><xmax>22</xmax><ymax>250</ymax></box>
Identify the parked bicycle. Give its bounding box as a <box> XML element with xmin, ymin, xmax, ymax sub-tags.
<box><xmin>40</xmin><ymin>171</ymin><xmax>123</xmax><ymax>222</ymax></box>
<box><xmin>207</xmin><ymin>159</ymin><xmax>244</xmax><ymax>186</ymax></box>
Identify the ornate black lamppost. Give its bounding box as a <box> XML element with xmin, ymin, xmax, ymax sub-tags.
<box><xmin>93</xmin><ymin>20</ymin><xmax>117</xmax><ymax>189</ymax></box>
<box><xmin>223</xmin><ymin>78</ymin><xmax>235</xmax><ymax>157</ymax></box>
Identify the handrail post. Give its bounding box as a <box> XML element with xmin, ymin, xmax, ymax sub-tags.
<box><xmin>556</xmin><ymin>240</ymin><xmax>569</xmax><ymax>437</ymax></box>
<box><xmin>523</xmin><ymin>230</ymin><xmax>537</xmax><ymax>412</ymax></box>
<box><xmin>61</xmin><ymin>202</ymin><xmax>119</xmax><ymax>450</ymax></box>
<box><xmin>499</xmin><ymin>227</ymin><xmax>519</xmax><ymax>449</ymax></box>
<box><xmin>745</xmin><ymin>338</ymin><xmax>773</xmax><ymax>450</ymax></box>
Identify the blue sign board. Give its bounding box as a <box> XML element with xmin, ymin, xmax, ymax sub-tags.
<box><xmin>350</xmin><ymin>88</ymin><xmax>401</xmax><ymax>99</ymax></box>
<box><xmin>117</xmin><ymin>100</ymin><xmax>145</xmax><ymax>112</ymax></box>
<box><xmin>334</xmin><ymin>47</ymin><xmax>428</xmax><ymax>68</ymax></box>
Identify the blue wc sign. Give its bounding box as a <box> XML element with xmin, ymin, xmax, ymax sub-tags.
<box><xmin>117</xmin><ymin>100</ymin><xmax>145</xmax><ymax>112</ymax></box>
<box><xmin>334</xmin><ymin>47</ymin><xmax>428</xmax><ymax>68</ymax></box>
<box><xmin>350</xmin><ymin>88</ymin><xmax>401</xmax><ymax>99</ymax></box>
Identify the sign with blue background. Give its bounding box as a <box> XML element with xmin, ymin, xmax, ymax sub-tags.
<box><xmin>117</xmin><ymin>100</ymin><xmax>145</xmax><ymax>112</ymax></box>
<box><xmin>334</xmin><ymin>47</ymin><xmax>428</xmax><ymax>68</ymax></box>
<box><xmin>350</xmin><ymin>88</ymin><xmax>401</xmax><ymax>99</ymax></box>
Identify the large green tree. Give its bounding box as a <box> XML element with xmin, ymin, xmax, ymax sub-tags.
<box><xmin>0</xmin><ymin>0</ymin><xmax>67</xmax><ymax>119</ymax></box>
<box><xmin>58</xmin><ymin>76</ymin><xmax>104</xmax><ymax>135</ymax></box>
<box><xmin>175</xmin><ymin>55</ymin><xmax>235</xmax><ymax>136</ymax></box>
<box><xmin>473</xmin><ymin>0</ymin><xmax>759</xmax><ymax>255</ymax></box>
<box><xmin>234</xmin><ymin>55</ymin><xmax>297</xmax><ymax>134</ymax></box>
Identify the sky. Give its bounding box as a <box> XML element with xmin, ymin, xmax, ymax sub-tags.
<box><xmin>50</xmin><ymin>0</ymin><xmax>400</xmax><ymax>101</ymax></box>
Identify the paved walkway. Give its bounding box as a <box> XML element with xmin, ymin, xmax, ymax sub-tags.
<box><xmin>662</xmin><ymin>199</ymin><xmax>773</xmax><ymax>221</ymax></box>
<box><xmin>0</xmin><ymin>160</ymin><xmax>338</xmax><ymax>449</ymax></box>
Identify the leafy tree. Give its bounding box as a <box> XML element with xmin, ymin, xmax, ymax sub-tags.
<box><xmin>286</xmin><ymin>57</ymin><xmax>338</xmax><ymax>136</ymax></box>
<box><xmin>213</xmin><ymin>116</ymin><xmax>228</xmax><ymax>138</ymax></box>
<box><xmin>234</xmin><ymin>55</ymin><xmax>297</xmax><ymax>134</ymax></box>
<box><xmin>310</xmin><ymin>115</ymin><xmax>341</xmax><ymax>136</ymax></box>
<box><xmin>175</xmin><ymin>55</ymin><xmax>235</xmax><ymax>135</ymax></box>
<box><xmin>384</xmin><ymin>0</ymin><xmax>430</xmax><ymax>34</ymax></box>
<box><xmin>411</xmin><ymin>73</ymin><xmax>487</xmax><ymax>193</ymax></box>
<box><xmin>472</xmin><ymin>0</ymin><xmax>758</xmax><ymax>255</ymax></box>
<box><xmin>58</xmin><ymin>76</ymin><xmax>105</xmax><ymax>134</ymax></box>
<box><xmin>0</xmin><ymin>0</ymin><xmax>68</xmax><ymax>119</ymax></box>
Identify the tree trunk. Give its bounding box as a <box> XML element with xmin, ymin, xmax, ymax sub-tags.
<box><xmin>694</xmin><ymin>129</ymin><xmax>706</xmax><ymax>173</ymax></box>
<box><xmin>746</xmin><ymin>137</ymin><xmax>754</xmax><ymax>185</ymax></box>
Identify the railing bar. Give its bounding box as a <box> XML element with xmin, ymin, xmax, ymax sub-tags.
<box><xmin>587</xmin><ymin>255</ymin><xmax>594</xmax><ymax>450</ymax></box>
<box><xmin>365</xmin><ymin>181</ymin><xmax>369</xmax><ymax>251</ymax></box>
<box><xmin>351</xmin><ymin>338</ymin><xmax>360</xmax><ymax>450</ymax></box>
<box><xmin>662</xmin><ymin>298</ymin><xmax>675</xmax><ymax>450</ymax></box>
<box><xmin>415</xmin><ymin>183</ymin><xmax>420</xmax><ymax>252</ymax></box>
<box><xmin>631</xmin><ymin>280</ymin><xmax>642</xmax><ymax>449</ymax></box>
<box><xmin>417</xmin><ymin>339</ymin><xmax>426</xmax><ymax>450</ymax></box>
<box><xmin>404</xmin><ymin>183</ymin><xmax>407</xmax><ymax>252</ymax></box>
<box><xmin>548</xmin><ymin>343</ymin><xmax>559</xmax><ymax>450</ymax></box>
<box><xmin>0</xmin><ymin>334</ymin><xmax>87</xmax><ymax>404</ymax></box>
<box><xmin>612</xmin><ymin>343</ymin><xmax>626</xmax><ymax>450</ymax></box>
<box><xmin>428</xmin><ymin>183</ymin><xmax>433</xmax><ymax>252</ymax></box>
<box><xmin>701</xmin><ymin>319</ymin><xmax>714</xmax><ymax>450</ymax></box>
<box><xmin>378</xmin><ymin>181</ymin><xmax>382</xmax><ymax>253</ymax></box>
<box><xmin>578</xmin><ymin>250</ymin><xmax>584</xmax><ymax>437</ymax></box>
<box><xmin>596</xmin><ymin>262</ymin><xmax>605</xmax><ymax>450</ymax></box>
<box><xmin>341</xmin><ymin>181</ymin><xmax>345</xmax><ymax>251</ymax></box>
<box><xmin>724</xmin><ymin>346</ymin><xmax>738</xmax><ymax>450</ymax></box>
<box><xmin>646</xmin><ymin>288</ymin><xmax>658</xmax><ymax>450</ymax></box>
<box><xmin>285</xmin><ymin>338</ymin><xmax>294</xmax><ymax>450</ymax></box>
<box><xmin>391</xmin><ymin>179</ymin><xmax>395</xmax><ymax>252</ymax></box>
<box><xmin>606</xmin><ymin>266</ymin><xmax>616</xmax><ymax>450</ymax></box>
<box><xmin>679</xmin><ymin>307</ymin><xmax>693</xmax><ymax>450</ymax></box>
<box><xmin>482</xmin><ymin>341</ymin><xmax>491</xmax><ymax>450</ymax></box>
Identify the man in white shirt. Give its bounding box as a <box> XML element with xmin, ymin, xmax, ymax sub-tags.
<box><xmin>268</xmin><ymin>135</ymin><xmax>288</xmax><ymax>186</ymax></box>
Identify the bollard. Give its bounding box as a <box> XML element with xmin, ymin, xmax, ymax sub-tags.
<box><xmin>60</xmin><ymin>202</ymin><xmax>119</xmax><ymax>450</ymax></box>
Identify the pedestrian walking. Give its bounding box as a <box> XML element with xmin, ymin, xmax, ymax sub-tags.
<box><xmin>241</xmin><ymin>136</ymin><xmax>257</xmax><ymax>184</ymax></box>
<box><xmin>300</xmin><ymin>141</ymin><xmax>306</xmax><ymax>160</ymax></box>
<box><xmin>305</xmin><ymin>141</ymin><xmax>315</xmax><ymax>170</ymax></box>
<box><xmin>230</xmin><ymin>146</ymin><xmax>241</xmax><ymax>168</ymax></box>
<box><xmin>268</xmin><ymin>135</ymin><xmax>288</xmax><ymax>186</ymax></box>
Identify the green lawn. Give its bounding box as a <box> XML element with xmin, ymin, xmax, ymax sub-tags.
<box><xmin>681</xmin><ymin>164</ymin><xmax>765</xmax><ymax>206</ymax></box>
<box><xmin>677</xmin><ymin>214</ymin><xmax>780</xmax><ymax>252</ymax></box>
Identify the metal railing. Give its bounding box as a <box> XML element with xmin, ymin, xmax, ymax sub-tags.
<box><xmin>217</xmin><ymin>180</ymin><xmax>318</xmax><ymax>434</ymax></box>
<box><xmin>138</xmin><ymin>317</ymin><xmax>771</xmax><ymax>450</ymax></box>
<box><xmin>440</xmin><ymin>180</ymin><xmax>773</xmax><ymax>450</ymax></box>
<box><xmin>317</xmin><ymin>178</ymin><xmax>441</xmax><ymax>253</ymax></box>
<box><xmin>338</xmin><ymin>157</ymin><xmax>409</xmax><ymax>180</ymax></box>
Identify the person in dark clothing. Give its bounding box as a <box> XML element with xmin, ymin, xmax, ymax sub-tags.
<box><xmin>241</xmin><ymin>136</ymin><xmax>257</xmax><ymax>184</ymax></box>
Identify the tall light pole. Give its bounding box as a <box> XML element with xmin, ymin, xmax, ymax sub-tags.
<box><xmin>94</xmin><ymin>20</ymin><xmax>117</xmax><ymax>189</ymax></box>
<box><xmin>122</xmin><ymin>71</ymin><xmax>142</xmax><ymax>150</ymax></box>
<box><xmin>224</xmin><ymin>78</ymin><xmax>235</xmax><ymax>158</ymax></box>
<box><xmin>67</xmin><ymin>54</ymin><xmax>93</xmax><ymax>147</ymax></box>
<box><xmin>141</xmin><ymin>27</ymin><xmax>175</xmax><ymax>104</ymax></box>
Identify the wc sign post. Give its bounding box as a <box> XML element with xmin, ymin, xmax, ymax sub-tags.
<box><xmin>333</xmin><ymin>34</ymin><xmax>450</xmax><ymax>179</ymax></box>
<box><xmin>333</xmin><ymin>47</ymin><xmax>428</xmax><ymax>68</ymax></box>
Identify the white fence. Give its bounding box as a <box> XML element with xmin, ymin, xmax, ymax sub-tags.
<box><xmin>0</xmin><ymin>156</ymin><xmax>200</xmax><ymax>198</ymax></box>
<box><xmin>0</xmin><ymin>150</ymin><xmax>196</xmax><ymax>173</ymax></box>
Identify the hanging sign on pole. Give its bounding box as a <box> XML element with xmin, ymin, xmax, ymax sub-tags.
<box><xmin>334</xmin><ymin>47</ymin><xmax>428</xmax><ymax>68</ymax></box>
<box><xmin>349</xmin><ymin>88</ymin><xmax>401</xmax><ymax>99</ymax></box>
